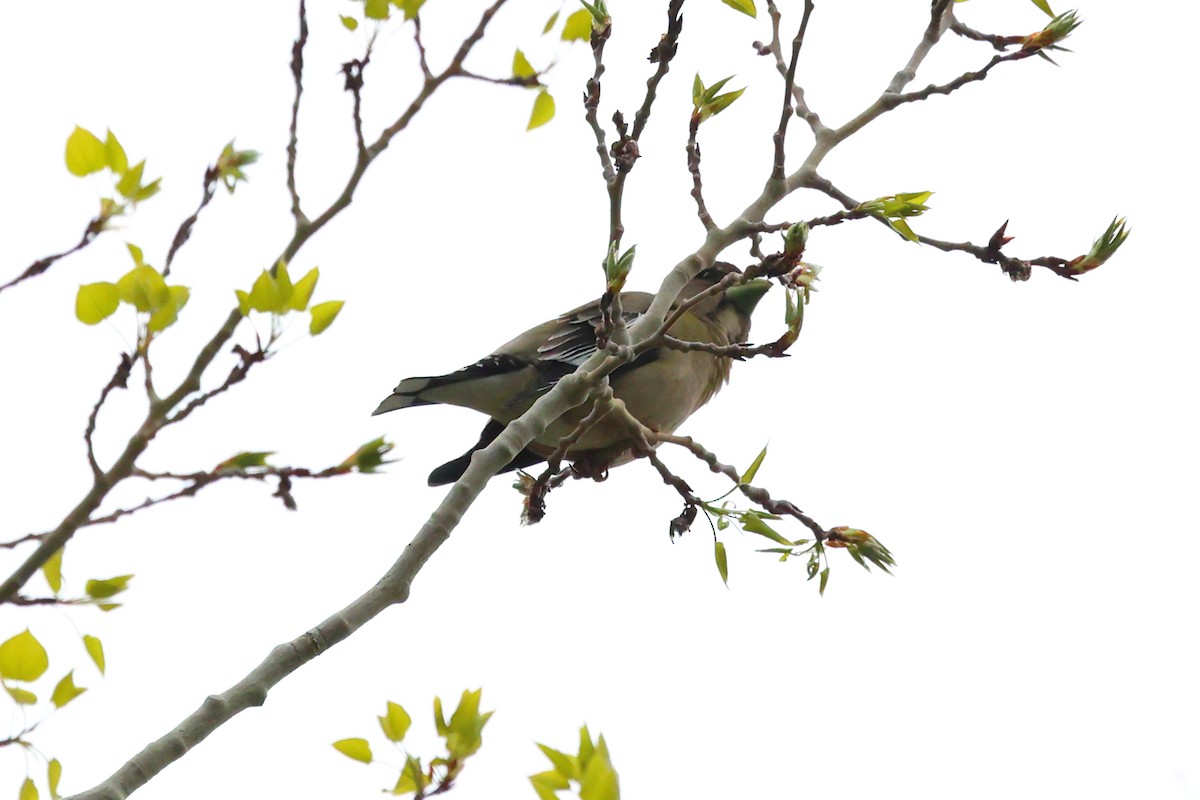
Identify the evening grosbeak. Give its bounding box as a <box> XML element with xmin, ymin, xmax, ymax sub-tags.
<box><xmin>373</xmin><ymin>263</ymin><xmax>771</xmax><ymax>486</ymax></box>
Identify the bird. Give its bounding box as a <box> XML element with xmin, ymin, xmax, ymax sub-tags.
<box><xmin>373</xmin><ymin>263</ymin><xmax>771</xmax><ymax>486</ymax></box>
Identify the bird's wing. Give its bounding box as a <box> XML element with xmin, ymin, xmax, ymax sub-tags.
<box><xmin>495</xmin><ymin>292</ymin><xmax>654</xmax><ymax>406</ymax></box>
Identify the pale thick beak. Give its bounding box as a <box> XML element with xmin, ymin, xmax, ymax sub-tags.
<box><xmin>725</xmin><ymin>279</ymin><xmax>772</xmax><ymax>316</ymax></box>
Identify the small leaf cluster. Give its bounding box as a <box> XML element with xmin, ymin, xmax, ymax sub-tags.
<box><xmin>64</xmin><ymin>127</ymin><xmax>160</xmax><ymax>225</ymax></box>
<box><xmin>825</xmin><ymin>527</ymin><xmax>896</xmax><ymax>574</ymax></box>
<box><xmin>2</xmin><ymin>621</ymin><xmax>107</xmax><ymax>800</ymax></box>
<box><xmin>333</xmin><ymin>689</ymin><xmax>492</xmax><ymax>797</ymax></box>
<box><xmin>691</xmin><ymin>74</ymin><xmax>746</xmax><ymax>126</ymax></box>
<box><xmin>76</xmin><ymin>245</ymin><xmax>190</xmax><ymax>334</ymax></box>
<box><xmin>1023</xmin><ymin>10</ymin><xmax>1081</xmax><ymax>54</ymax></box>
<box><xmin>344</xmin><ymin>0</ymin><xmax>425</xmax><ymax>28</ymax></box>
<box><xmin>235</xmin><ymin>262</ymin><xmax>344</xmax><ymax>337</ymax></box>
<box><xmin>603</xmin><ymin>243</ymin><xmax>636</xmax><ymax>294</ymax></box>
<box><xmin>1068</xmin><ymin>216</ymin><xmax>1129</xmax><ymax>275</ymax></box>
<box><xmin>339</xmin><ymin>437</ymin><xmax>397</xmax><ymax>474</ymax></box>
<box><xmin>214</xmin><ymin>141</ymin><xmax>260</xmax><ymax>194</ymax></box>
<box><xmin>530</xmin><ymin>725</ymin><xmax>620</xmax><ymax>800</ymax></box>
<box><xmin>856</xmin><ymin>191</ymin><xmax>933</xmax><ymax>242</ymax></box>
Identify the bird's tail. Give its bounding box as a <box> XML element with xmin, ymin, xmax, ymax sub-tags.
<box><xmin>371</xmin><ymin>376</ymin><xmax>440</xmax><ymax>415</ymax></box>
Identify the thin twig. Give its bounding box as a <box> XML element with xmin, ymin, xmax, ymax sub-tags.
<box><xmin>685</xmin><ymin>119</ymin><xmax>714</xmax><ymax>231</ymax></box>
<box><xmin>0</xmin><ymin>215</ymin><xmax>106</xmax><ymax>295</ymax></box>
<box><xmin>770</xmin><ymin>0</ymin><xmax>814</xmax><ymax>183</ymax></box>
<box><xmin>287</xmin><ymin>0</ymin><xmax>309</xmax><ymax>227</ymax></box>
<box><xmin>164</xmin><ymin>166</ymin><xmax>219</xmax><ymax>276</ymax></box>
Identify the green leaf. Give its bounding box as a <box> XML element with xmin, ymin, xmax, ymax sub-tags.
<box><xmin>530</xmin><ymin>770</ymin><xmax>571</xmax><ymax>800</ymax></box>
<box><xmin>147</xmin><ymin>285</ymin><xmax>190</xmax><ymax>333</ymax></box>
<box><xmin>378</xmin><ymin>701</ymin><xmax>412</xmax><ymax>742</ymax></box>
<box><xmin>397</xmin><ymin>0</ymin><xmax>426</xmax><ymax>19</ymax></box>
<box><xmin>83</xmin><ymin>634</ymin><xmax>105</xmax><ymax>674</ymax></box>
<box><xmin>116</xmin><ymin>266</ymin><xmax>170</xmax><ymax>312</ymax></box>
<box><xmin>85</xmin><ymin>574</ymin><xmax>133</xmax><ymax>600</ymax></box>
<box><xmin>215</xmin><ymin>451</ymin><xmax>275</xmax><ymax>472</ymax></box>
<box><xmin>561</xmin><ymin>8</ymin><xmax>592</xmax><ymax>41</ymax></box>
<box><xmin>512</xmin><ymin>49</ymin><xmax>536</xmax><ymax>79</ymax></box>
<box><xmin>42</xmin><ymin>547</ymin><xmax>64</xmax><ymax>594</ymax></box>
<box><xmin>537</xmin><ymin>744</ymin><xmax>579</xmax><ymax>780</ymax></box>
<box><xmin>76</xmin><ymin>282</ymin><xmax>121</xmax><ymax>325</ymax></box>
<box><xmin>364</xmin><ymin>0</ymin><xmax>390</xmax><ymax>20</ymax></box>
<box><xmin>739</xmin><ymin>444</ymin><xmax>768</xmax><ymax>484</ymax></box>
<box><xmin>51</xmin><ymin>670</ymin><xmax>87</xmax><ymax>708</ymax></box>
<box><xmin>48</xmin><ymin>759</ymin><xmax>62</xmax><ymax>800</ymax></box>
<box><xmin>818</xmin><ymin>566</ymin><xmax>830</xmax><ymax>596</ymax></box>
<box><xmin>714</xmin><ymin>540</ymin><xmax>729</xmax><ymax>586</ymax></box>
<box><xmin>433</xmin><ymin>695</ymin><xmax>449</xmax><ymax>737</ymax></box>
<box><xmin>1029</xmin><ymin>0</ymin><xmax>1055</xmax><ymax>16</ymax></box>
<box><xmin>340</xmin><ymin>14</ymin><xmax>359</xmax><ymax>30</ymax></box>
<box><xmin>692</xmin><ymin>73</ymin><xmax>704</xmax><ymax>106</ymax></box>
<box><xmin>309</xmin><ymin>300</ymin><xmax>344</xmax><ymax>335</ymax></box>
<box><xmin>332</xmin><ymin>737</ymin><xmax>373</xmax><ymax>763</ymax></box>
<box><xmin>393</xmin><ymin>756</ymin><xmax>426</xmax><ymax>795</ymax></box>
<box><xmin>247</xmin><ymin>269</ymin><xmax>286</xmax><ymax>313</ymax></box>
<box><xmin>6</xmin><ymin>686</ymin><xmax>37</xmax><ymax>705</ymax></box>
<box><xmin>65</xmin><ymin>126</ymin><xmax>106</xmax><ymax>177</ymax></box>
<box><xmin>445</xmin><ymin>688</ymin><xmax>490</xmax><ymax>759</ymax></box>
<box><xmin>0</xmin><ymin>629</ymin><xmax>49</xmax><ymax>682</ymax></box>
<box><xmin>720</xmin><ymin>0</ymin><xmax>757</xmax><ymax>17</ymax></box>
<box><xmin>288</xmin><ymin>267</ymin><xmax>319</xmax><ymax>311</ymax></box>
<box><xmin>235</xmin><ymin>289</ymin><xmax>251</xmax><ymax>316</ymax></box>
<box><xmin>578</xmin><ymin>735</ymin><xmax>619</xmax><ymax>800</ymax></box>
<box><xmin>542</xmin><ymin>10</ymin><xmax>560</xmax><ymax>33</ymax></box>
<box><xmin>888</xmin><ymin>218</ymin><xmax>919</xmax><ymax>243</ymax></box>
<box><xmin>527</xmin><ymin>90</ymin><xmax>556</xmax><ymax>131</ymax></box>
<box><xmin>19</xmin><ymin>777</ymin><xmax>38</xmax><ymax>800</ymax></box>
<box><xmin>115</xmin><ymin>159</ymin><xmax>145</xmax><ymax>199</ymax></box>
<box><xmin>740</xmin><ymin>513</ymin><xmax>792</xmax><ymax>546</ymax></box>
<box><xmin>104</xmin><ymin>130</ymin><xmax>128</xmax><ymax>174</ymax></box>
<box><xmin>340</xmin><ymin>437</ymin><xmax>396</xmax><ymax>473</ymax></box>
<box><xmin>127</xmin><ymin>242</ymin><xmax>145</xmax><ymax>266</ymax></box>
<box><xmin>133</xmin><ymin>177</ymin><xmax>161</xmax><ymax>203</ymax></box>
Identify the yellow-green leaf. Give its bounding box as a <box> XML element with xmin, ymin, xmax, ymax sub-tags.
<box><xmin>340</xmin><ymin>14</ymin><xmax>359</xmax><ymax>30</ymax></box>
<box><xmin>127</xmin><ymin>243</ymin><xmax>145</xmax><ymax>266</ymax></box>
<box><xmin>578</xmin><ymin>738</ymin><xmax>620</xmax><ymax>800</ymax></box>
<box><xmin>247</xmin><ymin>269</ymin><xmax>286</xmax><ymax>313</ymax></box>
<box><xmin>104</xmin><ymin>130</ymin><xmax>128</xmax><ymax>174</ymax></box>
<box><xmin>537</xmin><ymin>744</ymin><xmax>579</xmax><ymax>780</ymax></box>
<box><xmin>19</xmin><ymin>777</ymin><xmax>38</xmax><ymax>800</ymax></box>
<box><xmin>740</xmin><ymin>444</ymin><xmax>768</xmax><ymax>484</ymax></box>
<box><xmin>65</xmin><ymin>126</ymin><xmax>106</xmax><ymax>177</ymax></box>
<box><xmin>0</xmin><ymin>629</ymin><xmax>50</xmax><ymax>682</ymax></box>
<box><xmin>85</xmin><ymin>574</ymin><xmax>133</xmax><ymax>600</ymax></box>
<box><xmin>332</xmin><ymin>737</ymin><xmax>373</xmax><ymax>764</ymax></box>
<box><xmin>364</xmin><ymin>0</ymin><xmax>389</xmax><ymax>19</ymax></box>
<box><xmin>48</xmin><ymin>759</ymin><xmax>62</xmax><ymax>800</ymax></box>
<box><xmin>398</xmin><ymin>0</ymin><xmax>426</xmax><ymax>19</ymax></box>
<box><xmin>1030</xmin><ymin>0</ymin><xmax>1055</xmax><ymax>16</ymax></box>
<box><xmin>147</xmin><ymin>285</ymin><xmax>190</xmax><ymax>333</ymax></box>
<box><xmin>288</xmin><ymin>267</ymin><xmax>319</xmax><ymax>311</ymax></box>
<box><xmin>235</xmin><ymin>289</ymin><xmax>251</xmax><ymax>316</ymax></box>
<box><xmin>115</xmin><ymin>159</ymin><xmax>145</xmax><ymax>199</ymax></box>
<box><xmin>6</xmin><ymin>686</ymin><xmax>37</xmax><ymax>705</ymax></box>
<box><xmin>42</xmin><ymin>547</ymin><xmax>64</xmax><ymax>594</ymax></box>
<box><xmin>542</xmin><ymin>10</ymin><xmax>559</xmax><ymax>34</ymax></box>
<box><xmin>741</xmin><ymin>513</ymin><xmax>792</xmax><ymax>546</ymax></box>
<box><xmin>51</xmin><ymin>670</ymin><xmax>87</xmax><ymax>708</ymax></box>
<box><xmin>83</xmin><ymin>634</ymin><xmax>105</xmax><ymax>674</ymax></box>
<box><xmin>561</xmin><ymin>8</ymin><xmax>592</xmax><ymax>41</ymax></box>
<box><xmin>75</xmin><ymin>281</ymin><xmax>120</xmax><ymax>326</ymax></box>
<box><xmin>513</xmin><ymin>49</ymin><xmax>536</xmax><ymax>79</ymax></box>
<box><xmin>379</xmin><ymin>701</ymin><xmax>412</xmax><ymax>742</ymax></box>
<box><xmin>714</xmin><ymin>540</ymin><xmax>729</xmax><ymax>586</ymax></box>
<box><xmin>720</xmin><ymin>0</ymin><xmax>756</xmax><ymax>17</ymax></box>
<box><xmin>116</xmin><ymin>266</ymin><xmax>169</xmax><ymax>312</ymax></box>
<box><xmin>309</xmin><ymin>300</ymin><xmax>344</xmax><ymax>335</ymax></box>
<box><xmin>393</xmin><ymin>756</ymin><xmax>426</xmax><ymax>795</ymax></box>
<box><xmin>527</xmin><ymin>90</ymin><xmax>556</xmax><ymax>131</ymax></box>
<box><xmin>530</xmin><ymin>770</ymin><xmax>571</xmax><ymax>800</ymax></box>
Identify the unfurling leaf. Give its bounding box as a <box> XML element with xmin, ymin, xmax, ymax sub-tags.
<box><xmin>528</xmin><ymin>90</ymin><xmax>556</xmax><ymax>131</ymax></box>
<box><xmin>740</xmin><ymin>444</ymin><xmax>768</xmax><ymax>484</ymax></box>
<box><xmin>309</xmin><ymin>300</ymin><xmax>345</xmax><ymax>335</ymax></box>
<box><xmin>512</xmin><ymin>49</ymin><xmax>536</xmax><ymax>79</ymax></box>
<box><xmin>83</xmin><ymin>634</ymin><xmax>106</xmax><ymax>674</ymax></box>
<box><xmin>714</xmin><ymin>540</ymin><xmax>729</xmax><ymax>586</ymax></box>
<box><xmin>116</xmin><ymin>266</ymin><xmax>170</xmax><ymax>312</ymax></box>
<box><xmin>340</xmin><ymin>437</ymin><xmax>396</xmax><ymax>473</ymax></box>
<box><xmin>561</xmin><ymin>8</ymin><xmax>592</xmax><ymax>41</ymax></box>
<box><xmin>379</xmin><ymin>701</ymin><xmax>413</xmax><ymax>742</ymax></box>
<box><xmin>720</xmin><ymin>0</ymin><xmax>757</xmax><ymax>17</ymax></box>
<box><xmin>42</xmin><ymin>548</ymin><xmax>64</xmax><ymax>594</ymax></box>
<box><xmin>85</xmin><ymin>574</ymin><xmax>134</xmax><ymax>600</ymax></box>
<box><xmin>0</xmin><ymin>629</ymin><xmax>50</xmax><ymax>682</ymax></box>
<box><xmin>51</xmin><ymin>670</ymin><xmax>87</xmax><ymax>708</ymax></box>
<box><xmin>76</xmin><ymin>282</ymin><xmax>121</xmax><ymax>325</ymax></box>
<box><xmin>332</xmin><ymin>737</ymin><xmax>373</xmax><ymax>764</ymax></box>
<box><xmin>65</xmin><ymin>126</ymin><xmax>106</xmax><ymax>177</ymax></box>
<box><xmin>215</xmin><ymin>451</ymin><xmax>275</xmax><ymax>472</ymax></box>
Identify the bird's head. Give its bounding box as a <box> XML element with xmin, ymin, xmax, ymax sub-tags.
<box><xmin>684</xmin><ymin>262</ymin><xmax>771</xmax><ymax>343</ymax></box>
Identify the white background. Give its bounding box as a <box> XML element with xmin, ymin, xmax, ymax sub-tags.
<box><xmin>2</xmin><ymin>1</ymin><xmax>1197</xmax><ymax>798</ymax></box>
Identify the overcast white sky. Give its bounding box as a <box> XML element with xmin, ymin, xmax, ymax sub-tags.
<box><xmin>2</xmin><ymin>1</ymin><xmax>1198</xmax><ymax>799</ymax></box>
